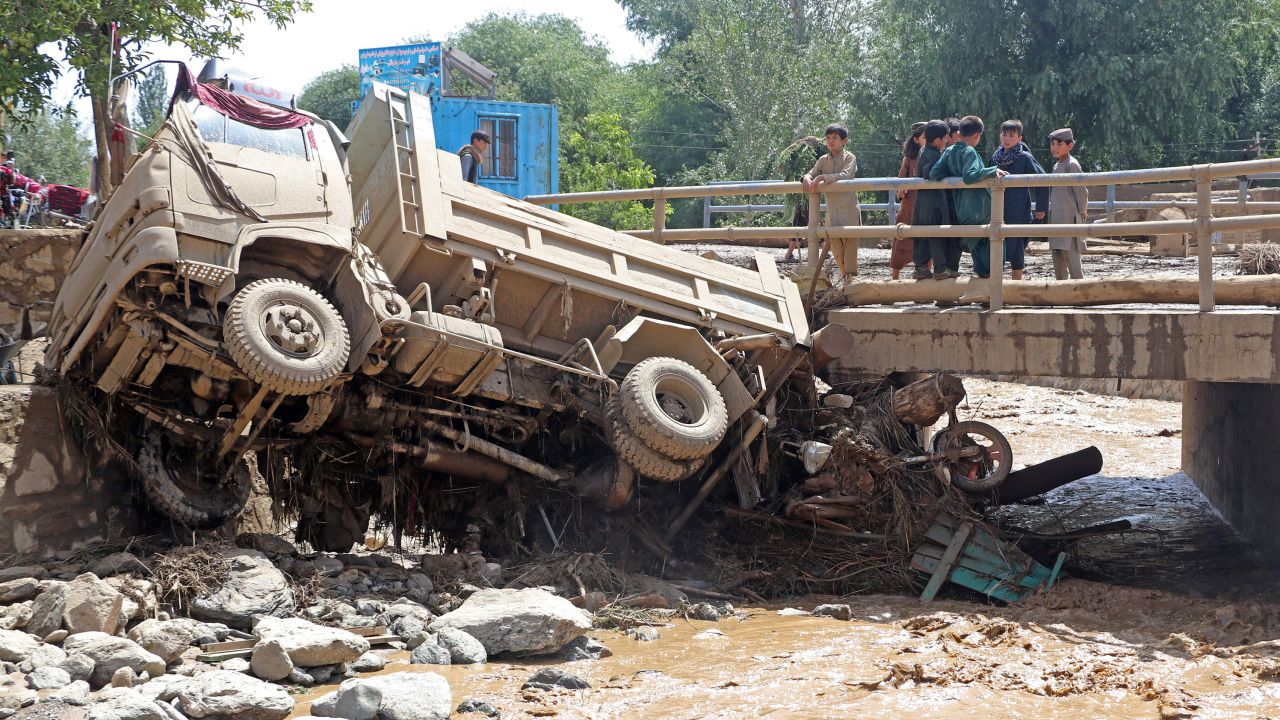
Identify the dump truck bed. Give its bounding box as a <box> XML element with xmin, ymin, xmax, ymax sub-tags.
<box><xmin>347</xmin><ymin>84</ymin><xmax>809</xmax><ymax>358</ymax></box>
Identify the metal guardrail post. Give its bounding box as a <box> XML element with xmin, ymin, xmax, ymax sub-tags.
<box><xmin>702</xmin><ymin>196</ymin><xmax>711</xmax><ymax>229</ymax></box>
<box><xmin>653</xmin><ymin>195</ymin><xmax>666</xmax><ymax>245</ymax></box>
<box><xmin>1239</xmin><ymin>178</ymin><xmax>1249</xmax><ymax>213</ymax></box>
<box><xmin>1196</xmin><ymin>173</ymin><xmax>1215</xmax><ymax>311</ymax></box>
<box><xmin>989</xmin><ymin>183</ymin><xmax>1005</xmax><ymax>311</ymax></box>
<box><xmin>1105</xmin><ymin>185</ymin><xmax>1116</xmax><ymax>222</ymax></box>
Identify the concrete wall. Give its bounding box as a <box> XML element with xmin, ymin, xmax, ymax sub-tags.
<box><xmin>0</xmin><ymin>229</ymin><xmax>82</xmax><ymax>327</ymax></box>
<box><xmin>0</xmin><ymin>385</ymin><xmax>137</xmax><ymax>557</ymax></box>
<box><xmin>1183</xmin><ymin>380</ymin><xmax>1280</xmax><ymax>555</ymax></box>
<box><xmin>828</xmin><ymin>307</ymin><xmax>1280</xmax><ymax>383</ymax></box>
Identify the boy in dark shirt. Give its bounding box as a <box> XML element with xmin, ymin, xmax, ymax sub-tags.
<box><xmin>929</xmin><ymin>115</ymin><xmax>1008</xmax><ymax>278</ymax></box>
<box><xmin>911</xmin><ymin>120</ymin><xmax>958</xmax><ymax>278</ymax></box>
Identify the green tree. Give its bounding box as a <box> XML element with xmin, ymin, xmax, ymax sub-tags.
<box><xmin>298</xmin><ymin>65</ymin><xmax>360</xmax><ymax>128</ymax></box>
<box><xmin>2</xmin><ymin>106</ymin><xmax>93</xmax><ymax>187</ymax></box>
<box><xmin>132</xmin><ymin>67</ymin><xmax>169</xmax><ymax>141</ymax></box>
<box><xmin>442</xmin><ymin>14</ymin><xmax>618</xmax><ymax>127</ymax></box>
<box><xmin>868</xmin><ymin>0</ymin><xmax>1280</xmax><ymax>169</ymax></box>
<box><xmin>562</xmin><ymin>112</ymin><xmax>665</xmax><ymax>230</ymax></box>
<box><xmin>0</xmin><ymin>0</ymin><xmax>311</xmax><ymax>199</ymax></box>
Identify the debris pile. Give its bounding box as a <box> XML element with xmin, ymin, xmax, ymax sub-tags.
<box><xmin>1236</xmin><ymin>241</ymin><xmax>1280</xmax><ymax>274</ymax></box>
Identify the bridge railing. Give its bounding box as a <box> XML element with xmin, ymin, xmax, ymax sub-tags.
<box><xmin>525</xmin><ymin>157</ymin><xmax>1280</xmax><ymax>312</ymax></box>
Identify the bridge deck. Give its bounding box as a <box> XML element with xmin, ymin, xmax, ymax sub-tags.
<box><xmin>827</xmin><ymin>305</ymin><xmax>1280</xmax><ymax>383</ymax></box>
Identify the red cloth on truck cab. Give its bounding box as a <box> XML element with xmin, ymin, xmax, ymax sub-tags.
<box><xmin>170</xmin><ymin>65</ymin><xmax>310</xmax><ymax>130</ymax></box>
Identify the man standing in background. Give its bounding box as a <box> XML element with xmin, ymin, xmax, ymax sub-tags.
<box><xmin>458</xmin><ymin>130</ymin><xmax>491</xmax><ymax>184</ymax></box>
<box><xmin>1047</xmin><ymin>128</ymin><xmax>1089</xmax><ymax>279</ymax></box>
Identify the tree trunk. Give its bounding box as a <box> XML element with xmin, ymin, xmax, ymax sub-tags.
<box><xmin>892</xmin><ymin>373</ymin><xmax>966</xmax><ymax>426</ymax></box>
<box><xmin>843</xmin><ymin>275</ymin><xmax>1280</xmax><ymax>307</ymax></box>
<box><xmin>90</xmin><ymin>92</ymin><xmax>114</xmax><ymax>202</ymax></box>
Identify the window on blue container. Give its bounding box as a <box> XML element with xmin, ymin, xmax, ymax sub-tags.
<box><xmin>478</xmin><ymin>115</ymin><xmax>517</xmax><ymax>180</ymax></box>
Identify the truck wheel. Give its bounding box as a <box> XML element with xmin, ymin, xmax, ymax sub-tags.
<box><xmin>136</xmin><ymin>434</ymin><xmax>251</xmax><ymax>528</ymax></box>
<box><xmin>608</xmin><ymin>399</ymin><xmax>706</xmax><ymax>482</ymax></box>
<box><xmin>224</xmin><ymin>278</ymin><xmax>350</xmax><ymax>396</ymax></box>
<box><xmin>620</xmin><ymin>357</ymin><xmax>729</xmax><ymax>460</ymax></box>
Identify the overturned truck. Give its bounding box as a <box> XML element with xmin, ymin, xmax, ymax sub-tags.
<box><xmin>46</xmin><ymin>65</ymin><xmax>814</xmax><ymax>550</ymax></box>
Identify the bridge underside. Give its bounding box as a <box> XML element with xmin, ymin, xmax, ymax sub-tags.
<box><xmin>827</xmin><ymin>306</ymin><xmax>1280</xmax><ymax>383</ymax></box>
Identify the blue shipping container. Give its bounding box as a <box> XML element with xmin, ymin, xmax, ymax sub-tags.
<box><xmin>433</xmin><ymin>96</ymin><xmax>559</xmax><ymax>198</ymax></box>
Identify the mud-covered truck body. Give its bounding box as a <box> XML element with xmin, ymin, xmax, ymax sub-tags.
<box><xmin>46</xmin><ymin>65</ymin><xmax>809</xmax><ymax>549</ymax></box>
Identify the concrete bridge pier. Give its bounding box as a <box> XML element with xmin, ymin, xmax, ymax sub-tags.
<box><xmin>1182</xmin><ymin>380</ymin><xmax>1280</xmax><ymax>555</ymax></box>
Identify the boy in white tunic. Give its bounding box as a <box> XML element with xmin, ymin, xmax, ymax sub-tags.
<box><xmin>802</xmin><ymin>123</ymin><xmax>859</xmax><ymax>277</ymax></box>
<box><xmin>1047</xmin><ymin>128</ymin><xmax>1088</xmax><ymax>279</ymax></box>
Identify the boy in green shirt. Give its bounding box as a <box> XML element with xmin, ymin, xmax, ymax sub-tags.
<box><xmin>929</xmin><ymin>115</ymin><xmax>1008</xmax><ymax>278</ymax></box>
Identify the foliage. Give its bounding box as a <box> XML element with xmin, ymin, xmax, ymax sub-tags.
<box><xmin>868</xmin><ymin>0</ymin><xmax>1280</xmax><ymax>169</ymax></box>
<box><xmin>298</xmin><ymin>65</ymin><xmax>360</xmax><ymax>128</ymax></box>
<box><xmin>2</xmin><ymin>106</ymin><xmax>92</xmax><ymax>187</ymax></box>
<box><xmin>132</xmin><ymin>67</ymin><xmax>168</xmax><ymax>141</ymax></box>
<box><xmin>0</xmin><ymin>0</ymin><xmax>310</xmax><ymax>195</ymax></box>
<box><xmin>562</xmin><ymin>112</ymin><xmax>665</xmax><ymax>230</ymax></box>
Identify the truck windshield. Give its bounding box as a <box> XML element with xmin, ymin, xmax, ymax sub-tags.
<box><xmin>190</xmin><ymin>102</ymin><xmax>309</xmax><ymax>160</ymax></box>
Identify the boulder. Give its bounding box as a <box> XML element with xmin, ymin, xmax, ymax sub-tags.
<box><xmin>350</xmin><ymin>651</ymin><xmax>386</xmax><ymax>673</ymax></box>
<box><xmin>86</xmin><ymin>688</ymin><xmax>169</xmax><ymax>720</ymax></box>
<box><xmin>63</xmin><ymin>633</ymin><xmax>165</xmax><ymax>688</ymax></box>
<box><xmin>190</xmin><ymin>551</ymin><xmax>295</xmax><ymax>629</ymax></box>
<box><xmin>26</xmin><ymin>583</ymin><xmax>67</xmax><ymax>639</ymax></box>
<box><xmin>126</xmin><ymin>619</ymin><xmax>206</xmax><ymax>664</ymax></box>
<box><xmin>0</xmin><ymin>567</ymin><xmax>46</xmax><ymax>583</ymax></box>
<box><xmin>521</xmin><ymin>668</ymin><xmax>590</xmax><ymax>691</ymax></box>
<box><xmin>812</xmin><ymin>603</ymin><xmax>852</xmax><ymax>621</ymax></box>
<box><xmin>455</xmin><ymin>699</ymin><xmax>499</xmax><ymax>718</ymax></box>
<box><xmin>311</xmin><ymin>673</ymin><xmax>450</xmax><ymax>720</ymax></box>
<box><xmin>89</xmin><ymin>553</ymin><xmax>149</xmax><ymax>578</ymax></box>
<box><xmin>408</xmin><ymin>639</ymin><xmax>451</xmax><ymax>665</ymax></box>
<box><xmin>0</xmin><ymin>629</ymin><xmax>39</xmax><ymax>662</ymax></box>
<box><xmin>333</xmin><ymin>682</ymin><xmax>382</xmax><ymax>720</ymax></box>
<box><xmin>235</xmin><ymin>533</ymin><xmax>296</xmax><ymax>557</ymax></box>
<box><xmin>0</xmin><ymin>602</ymin><xmax>32</xmax><ymax>631</ymax></box>
<box><xmin>252</xmin><ymin>617</ymin><xmax>369</xmax><ymax>667</ymax></box>
<box><xmin>427</xmin><ymin>588</ymin><xmax>590</xmax><ymax>657</ymax></box>
<box><xmin>27</xmin><ymin>642</ymin><xmax>66</xmax><ymax>669</ymax></box>
<box><xmin>27</xmin><ymin>665</ymin><xmax>72</xmax><ymax>689</ymax></box>
<box><xmin>220</xmin><ymin>657</ymin><xmax>251</xmax><ymax>673</ymax></box>
<box><xmin>62</xmin><ymin>573</ymin><xmax>125</xmax><ymax>635</ymax></box>
<box><xmin>559</xmin><ymin>635</ymin><xmax>611</xmax><ymax>662</ymax></box>
<box><xmin>111</xmin><ymin>666</ymin><xmax>138</xmax><ymax>687</ymax></box>
<box><xmin>59</xmin><ymin>653</ymin><xmax>95</xmax><ymax>683</ymax></box>
<box><xmin>250</xmin><ymin>639</ymin><xmax>294</xmax><ymax>681</ymax></box>
<box><xmin>628</xmin><ymin>627</ymin><xmax>659</xmax><ymax>642</ymax></box>
<box><xmin>387</xmin><ymin>615</ymin><xmax>429</xmax><ymax>649</ymax></box>
<box><xmin>174</xmin><ymin>670</ymin><xmax>294</xmax><ymax>720</ymax></box>
<box><xmin>0</xmin><ymin>578</ymin><xmax>40</xmax><ymax>603</ymax></box>
<box><xmin>45</xmin><ymin>679</ymin><xmax>91</xmax><ymax>706</ymax></box>
<box><xmin>434</xmin><ymin>627</ymin><xmax>485</xmax><ymax>665</ymax></box>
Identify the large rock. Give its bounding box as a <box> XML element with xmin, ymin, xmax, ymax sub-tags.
<box><xmin>190</xmin><ymin>550</ymin><xmax>295</xmax><ymax>629</ymax></box>
<box><xmin>25</xmin><ymin>582</ymin><xmax>66</xmax><ymax>638</ymax></box>
<box><xmin>126</xmin><ymin>619</ymin><xmax>212</xmax><ymax>663</ymax></box>
<box><xmin>63</xmin><ymin>633</ymin><xmax>165</xmax><ymax>688</ymax></box>
<box><xmin>27</xmin><ymin>665</ymin><xmax>72</xmax><ymax>689</ymax></box>
<box><xmin>434</xmin><ymin>627</ymin><xmax>485</xmax><ymax>665</ymax></box>
<box><xmin>408</xmin><ymin>639</ymin><xmax>450</xmax><ymax>666</ymax></box>
<box><xmin>311</xmin><ymin>673</ymin><xmax>451</xmax><ymax>720</ymax></box>
<box><xmin>252</xmin><ymin>617</ymin><xmax>369</xmax><ymax>667</ymax></box>
<box><xmin>387</xmin><ymin>615</ymin><xmax>429</xmax><ymax>649</ymax></box>
<box><xmin>174</xmin><ymin>670</ymin><xmax>293</xmax><ymax>720</ymax></box>
<box><xmin>427</xmin><ymin>588</ymin><xmax>590</xmax><ymax>657</ymax></box>
<box><xmin>27</xmin><ymin>642</ymin><xmax>66</xmax><ymax>669</ymax></box>
<box><xmin>249</xmin><ymin>639</ymin><xmax>294</xmax><ymax>681</ymax></box>
<box><xmin>0</xmin><ymin>577</ymin><xmax>40</xmax><ymax>603</ymax></box>
<box><xmin>62</xmin><ymin>573</ymin><xmax>125</xmax><ymax>635</ymax></box>
<box><xmin>86</xmin><ymin>688</ymin><xmax>170</xmax><ymax>720</ymax></box>
<box><xmin>0</xmin><ymin>629</ymin><xmax>40</xmax><ymax>662</ymax></box>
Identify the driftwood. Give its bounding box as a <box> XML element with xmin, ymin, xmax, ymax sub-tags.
<box><xmin>892</xmin><ymin>373</ymin><xmax>966</xmax><ymax>426</ymax></box>
<box><xmin>843</xmin><ymin>274</ymin><xmax>1280</xmax><ymax>307</ymax></box>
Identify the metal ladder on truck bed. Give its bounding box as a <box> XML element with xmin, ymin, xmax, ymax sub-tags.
<box><xmin>388</xmin><ymin>97</ymin><xmax>425</xmax><ymax>239</ymax></box>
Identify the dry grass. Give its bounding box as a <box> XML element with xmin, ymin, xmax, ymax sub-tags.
<box><xmin>1237</xmin><ymin>242</ymin><xmax>1280</xmax><ymax>274</ymax></box>
<box><xmin>150</xmin><ymin>542</ymin><xmax>234</xmax><ymax>613</ymax></box>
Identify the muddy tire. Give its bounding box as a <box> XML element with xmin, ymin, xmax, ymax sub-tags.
<box><xmin>932</xmin><ymin>420</ymin><xmax>1013</xmax><ymax>493</ymax></box>
<box><xmin>618</xmin><ymin>357</ymin><xmax>728</xmax><ymax>460</ymax></box>
<box><xmin>296</xmin><ymin>500</ymin><xmax>370</xmax><ymax>553</ymax></box>
<box><xmin>608</xmin><ymin>399</ymin><xmax>706</xmax><ymax>482</ymax></box>
<box><xmin>136</xmin><ymin>434</ymin><xmax>252</xmax><ymax>528</ymax></box>
<box><xmin>224</xmin><ymin>278</ymin><xmax>350</xmax><ymax>396</ymax></box>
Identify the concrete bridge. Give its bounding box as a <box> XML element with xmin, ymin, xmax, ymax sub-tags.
<box><xmin>531</xmin><ymin>156</ymin><xmax>1280</xmax><ymax>558</ymax></box>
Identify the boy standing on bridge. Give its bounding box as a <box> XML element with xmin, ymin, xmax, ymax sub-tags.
<box><xmin>1047</xmin><ymin>128</ymin><xmax>1088</xmax><ymax>279</ymax></box>
<box><xmin>912</xmin><ymin>120</ymin><xmax>958</xmax><ymax>278</ymax></box>
<box><xmin>802</xmin><ymin>123</ymin><xmax>859</xmax><ymax>278</ymax></box>
<box><xmin>929</xmin><ymin>116</ymin><xmax>1008</xmax><ymax>278</ymax></box>
<box><xmin>991</xmin><ymin>120</ymin><xmax>1049</xmax><ymax>280</ymax></box>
